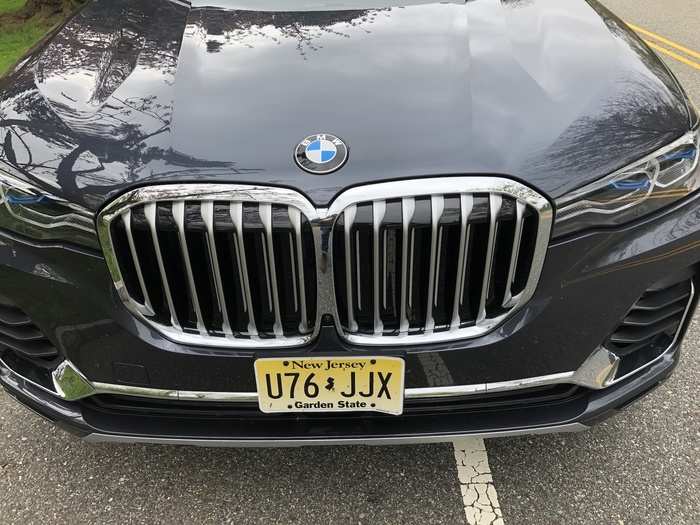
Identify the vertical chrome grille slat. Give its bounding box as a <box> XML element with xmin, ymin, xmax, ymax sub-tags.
<box><xmin>503</xmin><ymin>200</ymin><xmax>526</xmax><ymax>308</ymax></box>
<box><xmin>260</xmin><ymin>232</ymin><xmax>273</xmax><ymax>311</ymax></box>
<box><xmin>172</xmin><ymin>201</ymin><xmax>206</xmax><ymax>333</ymax></box>
<box><xmin>372</xmin><ymin>200</ymin><xmax>386</xmax><ymax>335</ymax></box>
<box><xmin>230</xmin><ymin>202</ymin><xmax>258</xmax><ymax>337</ymax></box>
<box><xmin>425</xmin><ymin>196</ymin><xmax>445</xmax><ymax>333</ymax></box>
<box><xmin>344</xmin><ymin>205</ymin><xmax>358</xmax><ymax>332</ymax></box>
<box><xmin>434</xmin><ymin>226</ymin><xmax>443</xmax><ymax>307</ymax></box>
<box><xmin>399</xmin><ymin>197</ymin><xmax>415</xmax><ymax>334</ymax></box>
<box><xmin>288</xmin><ymin>207</ymin><xmax>309</xmax><ymax>333</ymax></box>
<box><xmin>355</xmin><ymin>231</ymin><xmax>362</xmax><ymax>310</ymax></box>
<box><xmin>408</xmin><ymin>230</ymin><xmax>415</xmax><ymax>309</ymax></box>
<box><xmin>382</xmin><ymin>230</ymin><xmax>388</xmax><ymax>309</ymax></box>
<box><xmin>451</xmin><ymin>194</ymin><xmax>473</xmax><ymax>330</ymax></box>
<box><xmin>144</xmin><ymin>202</ymin><xmax>180</xmax><ymax>330</ymax></box>
<box><xmin>201</xmin><ymin>201</ymin><xmax>233</xmax><ymax>336</ymax></box>
<box><xmin>477</xmin><ymin>194</ymin><xmax>502</xmax><ymax>325</ymax></box>
<box><xmin>121</xmin><ymin>209</ymin><xmax>154</xmax><ymax>315</ymax></box>
<box><xmin>260</xmin><ymin>203</ymin><xmax>284</xmax><ymax>337</ymax></box>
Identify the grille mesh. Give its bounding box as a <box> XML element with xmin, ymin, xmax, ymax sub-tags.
<box><xmin>109</xmin><ymin>200</ymin><xmax>317</xmax><ymax>343</ymax></box>
<box><xmin>332</xmin><ymin>193</ymin><xmax>540</xmax><ymax>340</ymax></box>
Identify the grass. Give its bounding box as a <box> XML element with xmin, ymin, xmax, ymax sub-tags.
<box><xmin>0</xmin><ymin>0</ymin><xmax>66</xmax><ymax>76</ymax></box>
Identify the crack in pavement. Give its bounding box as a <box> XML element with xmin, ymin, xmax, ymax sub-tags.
<box><xmin>453</xmin><ymin>438</ymin><xmax>504</xmax><ymax>525</ymax></box>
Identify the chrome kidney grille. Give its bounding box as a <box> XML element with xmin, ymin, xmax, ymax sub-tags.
<box><xmin>329</xmin><ymin>179</ymin><xmax>551</xmax><ymax>345</ymax></box>
<box><xmin>98</xmin><ymin>185</ymin><xmax>318</xmax><ymax>348</ymax></box>
<box><xmin>98</xmin><ymin>179</ymin><xmax>552</xmax><ymax>348</ymax></box>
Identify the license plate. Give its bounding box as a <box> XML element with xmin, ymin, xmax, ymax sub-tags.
<box><xmin>254</xmin><ymin>356</ymin><xmax>405</xmax><ymax>415</ymax></box>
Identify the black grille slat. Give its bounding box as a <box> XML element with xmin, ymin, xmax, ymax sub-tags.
<box><xmin>187</xmin><ymin>226</ymin><xmax>221</xmax><ymax>334</ymax></box>
<box><xmin>300</xmin><ymin>216</ymin><xmax>317</xmax><ymax>331</ymax></box>
<box><xmin>158</xmin><ymin>203</ymin><xmax>198</xmax><ymax>331</ymax></box>
<box><xmin>407</xmin><ymin>198</ymin><xmax>432</xmax><ymax>331</ymax></box>
<box><xmin>246</xmin><ymin>228</ymin><xmax>275</xmax><ymax>335</ymax></box>
<box><xmin>0</xmin><ymin>335</ymin><xmax>58</xmax><ymax>358</ymax></box>
<box><xmin>0</xmin><ymin>323</ymin><xmax>45</xmax><ymax>341</ymax></box>
<box><xmin>130</xmin><ymin>205</ymin><xmax>169</xmax><ymax>325</ymax></box>
<box><xmin>111</xmin><ymin>216</ymin><xmax>145</xmax><ymax>305</ymax></box>
<box><xmin>634</xmin><ymin>283</ymin><xmax>691</xmax><ymax>310</ymax></box>
<box><xmin>272</xmin><ymin>205</ymin><xmax>301</xmax><ymax>334</ymax></box>
<box><xmin>624</xmin><ymin>301</ymin><xmax>687</xmax><ymax>326</ymax></box>
<box><xmin>333</xmin><ymin>191</ymin><xmax>542</xmax><ymax>340</ymax></box>
<box><xmin>462</xmin><ymin>197</ymin><xmax>490</xmax><ymax>324</ymax></box>
<box><xmin>487</xmin><ymin>197</ymin><xmax>516</xmax><ymax>316</ymax></box>
<box><xmin>608</xmin><ymin>317</ymin><xmax>681</xmax><ymax>345</ymax></box>
<box><xmin>379</xmin><ymin>200</ymin><xmax>403</xmax><ymax>332</ymax></box>
<box><xmin>433</xmin><ymin>196</ymin><xmax>461</xmax><ymax>329</ymax></box>
<box><xmin>353</xmin><ymin>205</ymin><xmax>374</xmax><ymax>334</ymax></box>
<box><xmin>0</xmin><ymin>304</ymin><xmax>32</xmax><ymax>326</ymax></box>
<box><xmin>109</xmin><ymin>199</ymin><xmax>317</xmax><ymax>343</ymax></box>
<box><xmin>512</xmin><ymin>210</ymin><xmax>539</xmax><ymax>296</ymax></box>
<box><xmin>215</xmin><ymin>231</ymin><xmax>249</xmax><ymax>334</ymax></box>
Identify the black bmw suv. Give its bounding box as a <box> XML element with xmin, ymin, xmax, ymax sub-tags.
<box><xmin>0</xmin><ymin>0</ymin><xmax>698</xmax><ymax>446</ymax></box>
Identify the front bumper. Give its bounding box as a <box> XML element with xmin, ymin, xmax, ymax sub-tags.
<box><xmin>0</xmin><ymin>343</ymin><xmax>681</xmax><ymax>446</ymax></box>
<box><xmin>0</xmin><ymin>190</ymin><xmax>699</xmax><ymax>446</ymax></box>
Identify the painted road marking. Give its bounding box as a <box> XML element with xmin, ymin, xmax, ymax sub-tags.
<box><xmin>628</xmin><ymin>23</ymin><xmax>700</xmax><ymax>61</ymax></box>
<box><xmin>626</xmin><ymin>22</ymin><xmax>700</xmax><ymax>71</ymax></box>
<box><xmin>644</xmin><ymin>40</ymin><xmax>700</xmax><ymax>72</ymax></box>
<box><xmin>453</xmin><ymin>438</ymin><xmax>504</xmax><ymax>525</ymax></box>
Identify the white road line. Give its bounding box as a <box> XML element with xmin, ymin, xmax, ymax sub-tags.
<box><xmin>453</xmin><ymin>437</ymin><xmax>504</xmax><ymax>525</ymax></box>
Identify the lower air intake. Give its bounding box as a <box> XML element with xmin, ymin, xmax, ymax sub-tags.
<box><xmin>605</xmin><ymin>274</ymin><xmax>695</xmax><ymax>380</ymax></box>
<box><xmin>0</xmin><ymin>296</ymin><xmax>58</xmax><ymax>359</ymax></box>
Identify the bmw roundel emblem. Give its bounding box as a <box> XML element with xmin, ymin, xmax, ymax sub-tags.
<box><xmin>294</xmin><ymin>133</ymin><xmax>349</xmax><ymax>174</ymax></box>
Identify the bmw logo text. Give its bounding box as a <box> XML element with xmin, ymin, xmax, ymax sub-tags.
<box><xmin>294</xmin><ymin>133</ymin><xmax>349</xmax><ymax>175</ymax></box>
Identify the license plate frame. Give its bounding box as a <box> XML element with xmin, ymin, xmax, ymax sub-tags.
<box><xmin>254</xmin><ymin>356</ymin><xmax>405</xmax><ymax>416</ymax></box>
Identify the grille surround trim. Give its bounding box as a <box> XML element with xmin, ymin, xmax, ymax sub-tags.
<box><xmin>98</xmin><ymin>178</ymin><xmax>553</xmax><ymax>348</ymax></box>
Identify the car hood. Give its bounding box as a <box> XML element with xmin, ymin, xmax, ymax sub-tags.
<box><xmin>0</xmin><ymin>0</ymin><xmax>692</xmax><ymax>210</ymax></box>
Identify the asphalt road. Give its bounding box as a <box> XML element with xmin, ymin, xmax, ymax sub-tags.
<box><xmin>1</xmin><ymin>1</ymin><xmax>699</xmax><ymax>524</ymax></box>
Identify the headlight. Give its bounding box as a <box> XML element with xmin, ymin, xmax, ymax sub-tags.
<box><xmin>0</xmin><ymin>163</ymin><xmax>99</xmax><ymax>249</ymax></box>
<box><xmin>554</xmin><ymin>129</ymin><xmax>700</xmax><ymax>237</ymax></box>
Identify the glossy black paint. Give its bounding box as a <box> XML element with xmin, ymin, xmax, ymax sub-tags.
<box><xmin>0</xmin><ymin>0</ymin><xmax>693</xmax><ymax>210</ymax></box>
<box><xmin>1</xmin><ymin>0</ymin><xmax>699</xmax><ymax>442</ymax></box>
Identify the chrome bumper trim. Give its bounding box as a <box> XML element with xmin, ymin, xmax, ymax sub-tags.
<box><xmin>30</xmin><ymin>347</ymin><xmax>619</xmax><ymax>403</ymax></box>
<box><xmin>1</xmin><ymin>347</ymin><xmax>619</xmax><ymax>404</ymax></box>
<box><xmin>83</xmin><ymin>423</ymin><xmax>589</xmax><ymax>448</ymax></box>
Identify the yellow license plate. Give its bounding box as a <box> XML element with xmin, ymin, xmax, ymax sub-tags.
<box><xmin>254</xmin><ymin>356</ymin><xmax>405</xmax><ymax>415</ymax></box>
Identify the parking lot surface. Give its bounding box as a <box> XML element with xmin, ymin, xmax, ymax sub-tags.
<box><xmin>1</xmin><ymin>1</ymin><xmax>699</xmax><ymax>523</ymax></box>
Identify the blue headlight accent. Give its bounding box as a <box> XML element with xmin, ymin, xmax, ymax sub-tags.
<box><xmin>6</xmin><ymin>194</ymin><xmax>49</xmax><ymax>205</ymax></box>
<box><xmin>610</xmin><ymin>179</ymin><xmax>651</xmax><ymax>190</ymax></box>
<box><xmin>659</xmin><ymin>149</ymin><xmax>697</xmax><ymax>162</ymax></box>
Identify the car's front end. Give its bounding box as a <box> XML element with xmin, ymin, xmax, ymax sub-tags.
<box><xmin>0</xmin><ymin>0</ymin><xmax>698</xmax><ymax>446</ymax></box>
